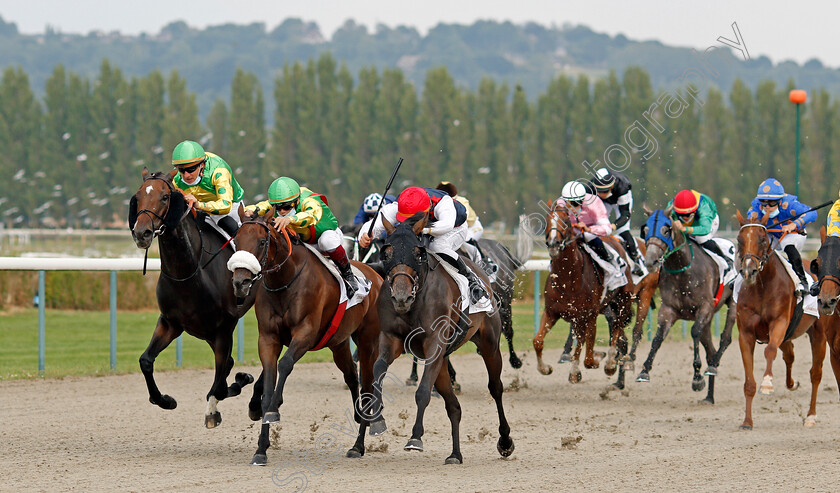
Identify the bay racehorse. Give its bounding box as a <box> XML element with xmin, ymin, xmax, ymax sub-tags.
<box><xmin>536</xmin><ymin>200</ymin><xmax>635</xmax><ymax>389</ymax></box>
<box><xmin>229</xmin><ymin>210</ymin><xmax>383</xmax><ymax>465</ymax></box>
<box><xmin>362</xmin><ymin>213</ymin><xmax>514</xmax><ymax>464</ymax></box>
<box><xmin>129</xmin><ymin>169</ymin><xmax>257</xmax><ymax>428</ymax></box>
<box><xmin>735</xmin><ymin>211</ymin><xmax>826</xmax><ymax>429</ymax></box>
<box><xmin>809</xmin><ymin>226</ymin><xmax>840</xmax><ymax>399</ymax></box>
<box><xmin>639</xmin><ymin>206</ymin><xmax>735</xmax><ymax>404</ymax></box>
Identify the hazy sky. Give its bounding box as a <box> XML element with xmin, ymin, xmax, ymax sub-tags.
<box><xmin>1</xmin><ymin>0</ymin><xmax>835</xmax><ymax>67</ymax></box>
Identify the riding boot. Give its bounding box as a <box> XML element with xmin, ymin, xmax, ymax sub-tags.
<box><xmin>219</xmin><ymin>216</ymin><xmax>239</xmax><ymax>250</ymax></box>
<box><xmin>619</xmin><ymin>230</ymin><xmax>644</xmax><ymax>276</ymax></box>
<box><xmin>468</xmin><ymin>238</ymin><xmax>498</xmax><ymax>277</ymax></box>
<box><xmin>588</xmin><ymin>237</ymin><xmax>614</xmax><ymax>264</ymax></box>
<box><xmin>701</xmin><ymin>240</ymin><xmax>731</xmax><ymax>270</ymax></box>
<box><xmin>441</xmin><ymin>253</ymin><xmax>488</xmax><ymax>304</ymax></box>
<box><xmin>784</xmin><ymin>245</ymin><xmax>811</xmax><ymax>296</ymax></box>
<box><xmin>327</xmin><ymin>245</ymin><xmax>358</xmax><ymax>298</ymax></box>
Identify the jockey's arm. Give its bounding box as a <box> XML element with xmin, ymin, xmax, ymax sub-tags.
<box><xmin>746</xmin><ymin>198</ymin><xmax>761</xmax><ymax>220</ymax></box>
<box><xmin>195</xmin><ymin>168</ymin><xmax>235</xmax><ymax>214</ymax></box>
<box><xmin>288</xmin><ymin>196</ymin><xmax>323</xmax><ymax>228</ymax></box>
<box><xmin>359</xmin><ymin>203</ymin><xmax>398</xmax><ymax>244</ymax></box>
<box><xmin>827</xmin><ymin>200</ymin><xmax>840</xmax><ymax>237</ymax></box>
<box><xmin>613</xmin><ymin>191</ymin><xmax>633</xmax><ymax>229</ymax></box>
<box><xmin>789</xmin><ymin>200</ymin><xmax>817</xmax><ymax>230</ymax></box>
<box><xmin>426</xmin><ymin>195</ymin><xmax>456</xmax><ymax>236</ymax></box>
<box><xmin>686</xmin><ymin>212</ymin><xmax>713</xmax><ymax>236</ymax></box>
<box><xmin>245</xmin><ymin>200</ymin><xmax>271</xmax><ymax>217</ymax></box>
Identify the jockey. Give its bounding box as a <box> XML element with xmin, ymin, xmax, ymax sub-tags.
<box><xmin>358</xmin><ymin>185</ymin><xmax>488</xmax><ymax>303</ymax></box>
<box><xmin>559</xmin><ymin>180</ymin><xmax>614</xmax><ymax>264</ymax></box>
<box><xmin>435</xmin><ymin>181</ymin><xmax>497</xmax><ymax>276</ymax></box>
<box><xmin>589</xmin><ymin>168</ymin><xmax>644</xmax><ymax>276</ymax></box>
<box><xmin>353</xmin><ymin>193</ymin><xmax>397</xmax><ymax>226</ymax></box>
<box><xmin>747</xmin><ymin>178</ymin><xmax>816</xmax><ymax>294</ymax></box>
<box><xmin>171</xmin><ymin>140</ymin><xmax>244</xmax><ymax>237</ymax></box>
<box><xmin>246</xmin><ymin>177</ymin><xmax>359</xmax><ymax>298</ymax></box>
<box><xmin>669</xmin><ymin>189</ymin><xmax>730</xmax><ymax>269</ymax></box>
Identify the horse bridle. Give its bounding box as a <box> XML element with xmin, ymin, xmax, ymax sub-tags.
<box><xmin>237</xmin><ymin>219</ymin><xmax>306</xmax><ymax>292</ymax></box>
<box><xmin>546</xmin><ymin>204</ymin><xmax>580</xmax><ymax>251</ymax></box>
<box><xmin>738</xmin><ymin>223</ymin><xmax>772</xmax><ymax>273</ymax></box>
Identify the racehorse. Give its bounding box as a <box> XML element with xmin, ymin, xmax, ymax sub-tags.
<box><xmin>809</xmin><ymin>226</ymin><xmax>840</xmax><ymax>399</ymax></box>
<box><xmin>229</xmin><ymin>210</ymin><xmax>383</xmax><ymax>465</ymax></box>
<box><xmin>363</xmin><ymin>213</ymin><xmax>514</xmax><ymax>464</ymax></box>
<box><xmin>735</xmin><ymin>211</ymin><xmax>826</xmax><ymax>429</ymax></box>
<box><xmin>129</xmin><ymin>169</ymin><xmax>257</xmax><ymax>428</ymax></box>
<box><xmin>638</xmin><ymin>206</ymin><xmax>735</xmax><ymax>404</ymax></box>
<box><xmin>535</xmin><ymin>200</ymin><xmax>635</xmax><ymax>389</ymax></box>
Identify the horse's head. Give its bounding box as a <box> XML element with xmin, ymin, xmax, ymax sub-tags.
<box><xmin>545</xmin><ymin>200</ymin><xmax>577</xmax><ymax>257</ymax></box>
<box><xmin>736</xmin><ymin>210</ymin><xmax>772</xmax><ymax>285</ymax></box>
<box><xmin>811</xmin><ymin>226</ymin><xmax>840</xmax><ymax>315</ymax></box>
<box><xmin>641</xmin><ymin>205</ymin><xmax>673</xmax><ymax>272</ymax></box>
<box><xmin>381</xmin><ymin>212</ymin><xmax>428</xmax><ymax>314</ymax></box>
<box><xmin>129</xmin><ymin>168</ymin><xmax>187</xmax><ymax>249</ymax></box>
<box><xmin>227</xmin><ymin>208</ymin><xmax>285</xmax><ymax>297</ymax></box>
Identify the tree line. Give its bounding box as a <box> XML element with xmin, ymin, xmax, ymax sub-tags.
<box><xmin>0</xmin><ymin>53</ymin><xmax>837</xmax><ymax>231</ymax></box>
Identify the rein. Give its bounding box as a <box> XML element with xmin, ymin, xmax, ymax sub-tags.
<box><xmin>662</xmin><ymin>236</ymin><xmax>694</xmax><ymax>274</ymax></box>
<box><xmin>239</xmin><ymin>220</ymin><xmax>305</xmax><ymax>292</ymax></box>
<box><xmin>738</xmin><ymin>223</ymin><xmax>773</xmax><ymax>273</ymax></box>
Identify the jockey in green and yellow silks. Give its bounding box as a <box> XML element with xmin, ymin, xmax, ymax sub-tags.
<box><xmin>171</xmin><ymin>140</ymin><xmax>244</xmax><ymax>237</ymax></box>
<box><xmin>247</xmin><ymin>177</ymin><xmax>358</xmax><ymax>297</ymax></box>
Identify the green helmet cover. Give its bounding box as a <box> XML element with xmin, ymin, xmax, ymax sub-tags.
<box><xmin>172</xmin><ymin>140</ymin><xmax>206</xmax><ymax>167</ymax></box>
<box><xmin>268</xmin><ymin>177</ymin><xmax>301</xmax><ymax>204</ymax></box>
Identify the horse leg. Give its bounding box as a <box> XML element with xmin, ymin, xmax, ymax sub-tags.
<box><xmin>708</xmin><ymin>300</ymin><xmax>736</xmax><ymax>373</ymax></box>
<box><xmin>781</xmin><ymin>339</ymin><xmax>798</xmax><ymax>391</ymax></box>
<box><xmin>501</xmin><ymin>300</ymin><xmax>522</xmax><ymax>369</ymax></box>
<box><xmin>759</xmin><ymin>319</ymin><xmax>788</xmax><ymax>395</ymax></box>
<box><xmin>738</xmin><ymin>325</ymin><xmax>757</xmax><ymax>430</ymax></box>
<box><xmin>405</xmin><ymin>344</ymin><xmax>446</xmax><ymax>453</ymax></box>
<box><xmin>534</xmin><ymin>311</ymin><xmax>559</xmax><ymax>375</ymax></box>
<box><xmin>348</xmin><ymin>322</ymin><xmax>380</xmax><ymax>458</ymax></box>
<box><xmin>582</xmin><ymin>316</ymin><xmax>599</xmax><ymax>370</ymax></box>
<box><xmin>637</xmin><ymin>306</ymin><xmax>676</xmax><ymax>383</ymax></box>
<box><xmin>603</xmin><ymin>307</ymin><xmax>618</xmax><ymax>376</ymax></box>
<box><xmin>329</xmin><ymin>339</ymin><xmax>368</xmax><ymax>458</ymax></box>
<box><xmin>569</xmin><ymin>322</ymin><xmax>584</xmax><ymax>383</ymax></box>
<box><xmin>248</xmin><ymin>371</ymin><xmax>265</xmax><ymax>421</ymax></box>
<box><xmin>367</xmin><ymin>335</ymin><xmax>404</xmax><ymax>436</ymax></box>
<box><xmin>803</xmin><ymin>325</ymin><xmax>826</xmax><ymax>427</ymax></box>
<box><xmin>628</xmin><ymin>285</ymin><xmax>654</xmax><ymax>369</ymax></box>
<box><xmin>204</xmin><ymin>335</ymin><xmax>237</xmax><ymax>428</ymax></box>
<box><xmin>407</xmin><ymin>356</ymin><xmax>419</xmax><ymax>386</ymax></box>
<box><xmin>251</xmin><ymin>334</ymin><xmax>283</xmax><ymax>466</ymax></box>
<box><xmin>558</xmin><ymin>325</ymin><xmax>574</xmax><ymax>364</ymax></box>
<box><xmin>448</xmin><ymin>359</ymin><xmax>461</xmax><ymax>394</ymax></box>
<box><xmin>477</xmin><ymin>316</ymin><xmax>514</xmax><ymax>459</ymax></box>
<box><xmin>139</xmin><ymin>316</ymin><xmax>182</xmax><ymax>410</ymax></box>
<box><xmin>689</xmin><ymin>313</ymin><xmax>712</xmax><ymax>393</ymax></box>
<box><xmin>828</xmin><ymin>326</ymin><xmax>840</xmax><ymax>400</ymax></box>
<box><xmin>434</xmin><ymin>363</ymin><xmax>463</xmax><ymax>464</ymax></box>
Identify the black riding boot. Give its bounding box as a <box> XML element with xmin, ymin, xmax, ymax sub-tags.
<box><xmin>467</xmin><ymin>238</ymin><xmax>498</xmax><ymax>277</ymax></box>
<box><xmin>701</xmin><ymin>240</ymin><xmax>731</xmax><ymax>270</ymax></box>
<box><xmin>619</xmin><ymin>230</ymin><xmax>644</xmax><ymax>276</ymax></box>
<box><xmin>219</xmin><ymin>216</ymin><xmax>239</xmax><ymax>250</ymax></box>
<box><xmin>784</xmin><ymin>245</ymin><xmax>810</xmax><ymax>295</ymax></box>
<box><xmin>588</xmin><ymin>237</ymin><xmax>613</xmax><ymax>263</ymax></box>
<box><xmin>441</xmin><ymin>253</ymin><xmax>488</xmax><ymax>304</ymax></box>
<box><xmin>328</xmin><ymin>245</ymin><xmax>359</xmax><ymax>298</ymax></box>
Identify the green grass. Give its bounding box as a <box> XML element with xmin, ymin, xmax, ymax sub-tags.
<box><xmin>0</xmin><ymin>301</ymin><xmax>719</xmax><ymax>380</ymax></box>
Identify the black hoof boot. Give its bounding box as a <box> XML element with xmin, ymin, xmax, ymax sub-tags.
<box><xmin>509</xmin><ymin>353</ymin><xmax>523</xmax><ymax>369</ymax></box>
<box><xmin>636</xmin><ymin>371</ymin><xmax>650</xmax><ymax>383</ymax></box>
<box><xmin>497</xmin><ymin>437</ymin><xmax>515</xmax><ymax>457</ymax></box>
<box><xmin>558</xmin><ymin>352</ymin><xmax>571</xmax><ymax>364</ymax></box>
<box><xmin>152</xmin><ymin>394</ymin><xmax>178</xmax><ymax>410</ymax></box>
<box><xmin>445</xmin><ymin>454</ymin><xmax>463</xmax><ymax>465</ymax></box>
<box><xmin>691</xmin><ymin>378</ymin><xmax>706</xmax><ymax>392</ymax></box>
<box><xmin>404</xmin><ymin>438</ymin><xmax>423</xmax><ymax>451</ymax></box>
<box><xmin>346</xmin><ymin>446</ymin><xmax>365</xmax><ymax>458</ymax></box>
<box><xmin>369</xmin><ymin>418</ymin><xmax>387</xmax><ymax>436</ymax></box>
<box><xmin>250</xmin><ymin>454</ymin><xmax>267</xmax><ymax>466</ymax></box>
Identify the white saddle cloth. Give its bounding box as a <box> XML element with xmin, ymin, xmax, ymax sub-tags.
<box><xmin>301</xmin><ymin>243</ymin><xmax>372</xmax><ymax>308</ymax></box>
<box><xmin>431</xmin><ymin>253</ymin><xmax>494</xmax><ymax>315</ymax></box>
<box><xmin>732</xmin><ymin>250</ymin><xmax>819</xmax><ymax>318</ymax></box>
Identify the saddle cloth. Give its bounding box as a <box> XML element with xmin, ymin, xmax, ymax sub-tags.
<box><xmin>430</xmin><ymin>252</ymin><xmax>494</xmax><ymax>315</ymax></box>
<box><xmin>302</xmin><ymin>243</ymin><xmax>371</xmax><ymax>308</ymax></box>
<box><xmin>701</xmin><ymin>238</ymin><xmax>738</xmax><ymax>286</ymax></box>
<box><xmin>611</xmin><ymin>235</ymin><xmax>649</xmax><ymax>285</ymax></box>
<box><xmin>732</xmin><ymin>250</ymin><xmax>819</xmax><ymax>318</ymax></box>
<box><xmin>580</xmin><ymin>242</ymin><xmax>628</xmax><ymax>294</ymax></box>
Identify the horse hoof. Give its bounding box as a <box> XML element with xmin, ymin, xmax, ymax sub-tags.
<box><xmin>205</xmin><ymin>411</ymin><xmax>222</xmax><ymax>429</ymax></box>
<box><xmin>404</xmin><ymin>439</ymin><xmax>423</xmax><ymax>451</ymax></box>
<box><xmin>804</xmin><ymin>415</ymin><xmax>817</xmax><ymax>427</ymax></box>
<box><xmin>248</xmin><ymin>403</ymin><xmax>262</xmax><ymax>422</ymax></box>
<box><xmin>611</xmin><ymin>381</ymin><xmax>625</xmax><ymax>391</ymax></box>
<box><xmin>263</xmin><ymin>412</ymin><xmax>280</xmax><ymax>424</ymax></box>
<box><xmin>604</xmin><ymin>363</ymin><xmax>617</xmax><ymax>376</ymax></box>
<box><xmin>558</xmin><ymin>353</ymin><xmax>572</xmax><ymax>364</ymax></box>
<box><xmin>622</xmin><ymin>361</ymin><xmax>635</xmax><ymax>372</ymax></box>
<box><xmin>452</xmin><ymin>381</ymin><xmax>462</xmax><ymax>395</ymax></box>
<box><xmin>369</xmin><ymin>418</ymin><xmax>387</xmax><ymax>436</ymax></box>
<box><xmin>569</xmin><ymin>371</ymin><xmax>582</xmax><ymax>384</ymax></box>
<box><xmin>405</xmin><ymin>377</ymin><xmax>418</xmax><ymax>387</ymax></box>
<box><xmin>702</xmin><ymin>397</ymin><xmax>715</xmax><ymax>405</ymax></box>
<box><xmin>691</xmin><ymin>379</ymin><xmax>706</xmax><ymax>392</ymax></box>
<box><xmin>788</xmin><ymin>380</ymin><xmax>800</xmax><ymax>391</ymax></box>
<box><xmin>152</xmin><ymin>394</ymin><xmax>178</xmax><ymax>410</ymax></box>
<box><xmin>497</xmin><ymin>437</ymin><xmax>515</xmax><ymax>457</ymax></box>
<box><xmin>346</xmin><ymin>447</ymin><xmax>364</xmax><ymax>458</ymax></box>
<box><xmin>704</xmin><ymin>366</ymin><xmax>718</xmax><ymax>377</ymax></box>
<box><xmin>444</xmin><ymin>456</ymin><xmax>463</xmax><ymax>465</ymax></box>
<box><xmin>250</xmin><ymin>454</ymin><xmax>268</xmax><ymax>466</ymax></box>
<box><xmin>538</xmin><ymin>365</ymin><xmax>553</xmax><ymax>376</ymax></box>
<box><xmin>739</xmin><ymin>424</ymin><xmax>753</xmax><ymax>431</ymax></box>
<box><xmin>510</xmin><ymin>354</ymin><xmax>523</xmax><ymax>369</ymax></box>
<box><xmin>636</xmin><ymin>372</ymin><xmax>650</xmax><ymax>383</ymax></box>
<box><xmin>235</xmin><ymin>372</ymin><xmax>255</xmax><ymax>385</ymax></box>
<box><xmin>759</xmin><ymin>375</ymin><xmax>774</xmax><ymax>395</ymax></box>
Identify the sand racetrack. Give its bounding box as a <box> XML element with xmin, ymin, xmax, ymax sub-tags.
<box><xmin>3</xmin><ymin>339</ymin><xmax>840</xmax><ymax>492</ymax></box>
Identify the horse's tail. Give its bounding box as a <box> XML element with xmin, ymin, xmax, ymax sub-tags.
<box><xmin>514</xmin><ymin>214</ymin><xmax>534</xmax><ymax>268</ymax></box>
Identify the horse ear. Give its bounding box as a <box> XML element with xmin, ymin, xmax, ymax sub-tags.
<box><xmin>142</xmin><ymin>167</ymin><xmax>149</xmax><ymax>180</ymax></box>
<box><xmin>164</xmin><ymin>190</ymin><xmax>187</xmax><ymax>230</ymax></box>
<box><xmin>735</xmin><ymin>209</ymin><xmax>746</xmax><ymax>226</ymax></box>
<box><xmin>642</xmin><ymin>203</ymin><xmax>653</xmax><ymax>216</ymax></box>
<box><xmin>412</xmin><ymin>214</ymin><xmax>428</xmax><ymax>235</ymax></box>
<box><xmin>382</xmin><ymin>216</ymin><xmax>396</xmax><ymax>235</ymax></box>
<box><xmin>640</xmin><ymin>223</ymin><xmax>648</xmax><ymax>239</ymax></box>
<box><xmin>810</xmin><ymin>258</ymin><xmax>820</xmax><ymax>275</ymax></box>
<box><xmin>760</xmin><ymin>212</ymin><xmax>769</xmax><ymax>225</ymax></box>
<box><xmin>821</xmin><ymin>225</ymin><xmax>827</xmax><ymax>244</ymax></box>
<box><xmin>664</xmin><ymin>204</ymin><xmax>673</xmax><ymax>218</ymax></box>
<box><xmin>168</xmin><ymin>169</ymin><xmax>178</xmax><ymax>180</ymax></box>
<box><xmin>128</xmin><ymin>195</ymin><xmax>138</xmax><ymax>230</ymax></box>
<box><xmin>265</xmin><ymin>205</ymin><xmax>276</xmax><ymax>221</ymax></box>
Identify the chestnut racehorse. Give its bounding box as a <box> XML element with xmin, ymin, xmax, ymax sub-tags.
<box><xmin>229</xmin><ymin>210</ymin><xmax>383</xmax><ymax>465</ymax></box>
<box><xmin>535</xmin><ymin>200</ymin><xmax>635</xmax><ymax>388</ymax></box>
<box><xmin>735</xmin><ymin>211</ymin><xmax>826</xmax><ymax>429</ymax></box>
<box><xmin>808</xmin><ymin>226</ymin><xmax>840</xmax><ymax>400</ymax></box>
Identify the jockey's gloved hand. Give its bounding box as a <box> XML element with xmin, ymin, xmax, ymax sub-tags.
<box><xmin>809</xmin><ymin>282</ymin><xmax>821</xmax><ymax>297</ymax></box>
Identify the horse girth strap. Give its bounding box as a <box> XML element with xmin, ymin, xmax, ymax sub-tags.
<box><xmin>783</xmin><ymin>297</ymin><xmax>805</xmax><ymax>344</ymax></box>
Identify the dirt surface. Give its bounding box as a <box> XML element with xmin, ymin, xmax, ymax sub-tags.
<box><xmin>3</xmin><ymin>339</ymin><xmax>840</xmax><ymax>492</ymax></box>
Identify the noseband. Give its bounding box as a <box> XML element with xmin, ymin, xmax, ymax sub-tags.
<box><xmin>135</xmin><ymin>175</ymin><xmax>187</xmax><ymax>239</ymax></box>
<box><xmin>238</xmin><ymin>220</ymin><xmax>305</xmax><ymax>292</ymax></box>
<box><xmin>738</xmin><ymin>223</ymin><xmax>772</xmax><ymax>273</ymax></box>
<box><xmin>546</xmin><ymin>206</ymin><xmax>579</xmax><ymax>250</ymax></box>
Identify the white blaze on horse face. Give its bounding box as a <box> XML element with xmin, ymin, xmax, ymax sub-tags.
<box><xmin>548</xmin><ymin>213</ymin><xmax>559</xmax><ymax>243</ymax></box>
<box><xmin>145</xmin><ymin>185</ymin><xmax>153</xmax><ymax>194</ymax></box>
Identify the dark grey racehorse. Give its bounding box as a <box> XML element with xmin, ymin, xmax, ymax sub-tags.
<box><xmin>638</xmin><ymin>206</ymin><xmax>736</xmax><ymax>404</ymax></box>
